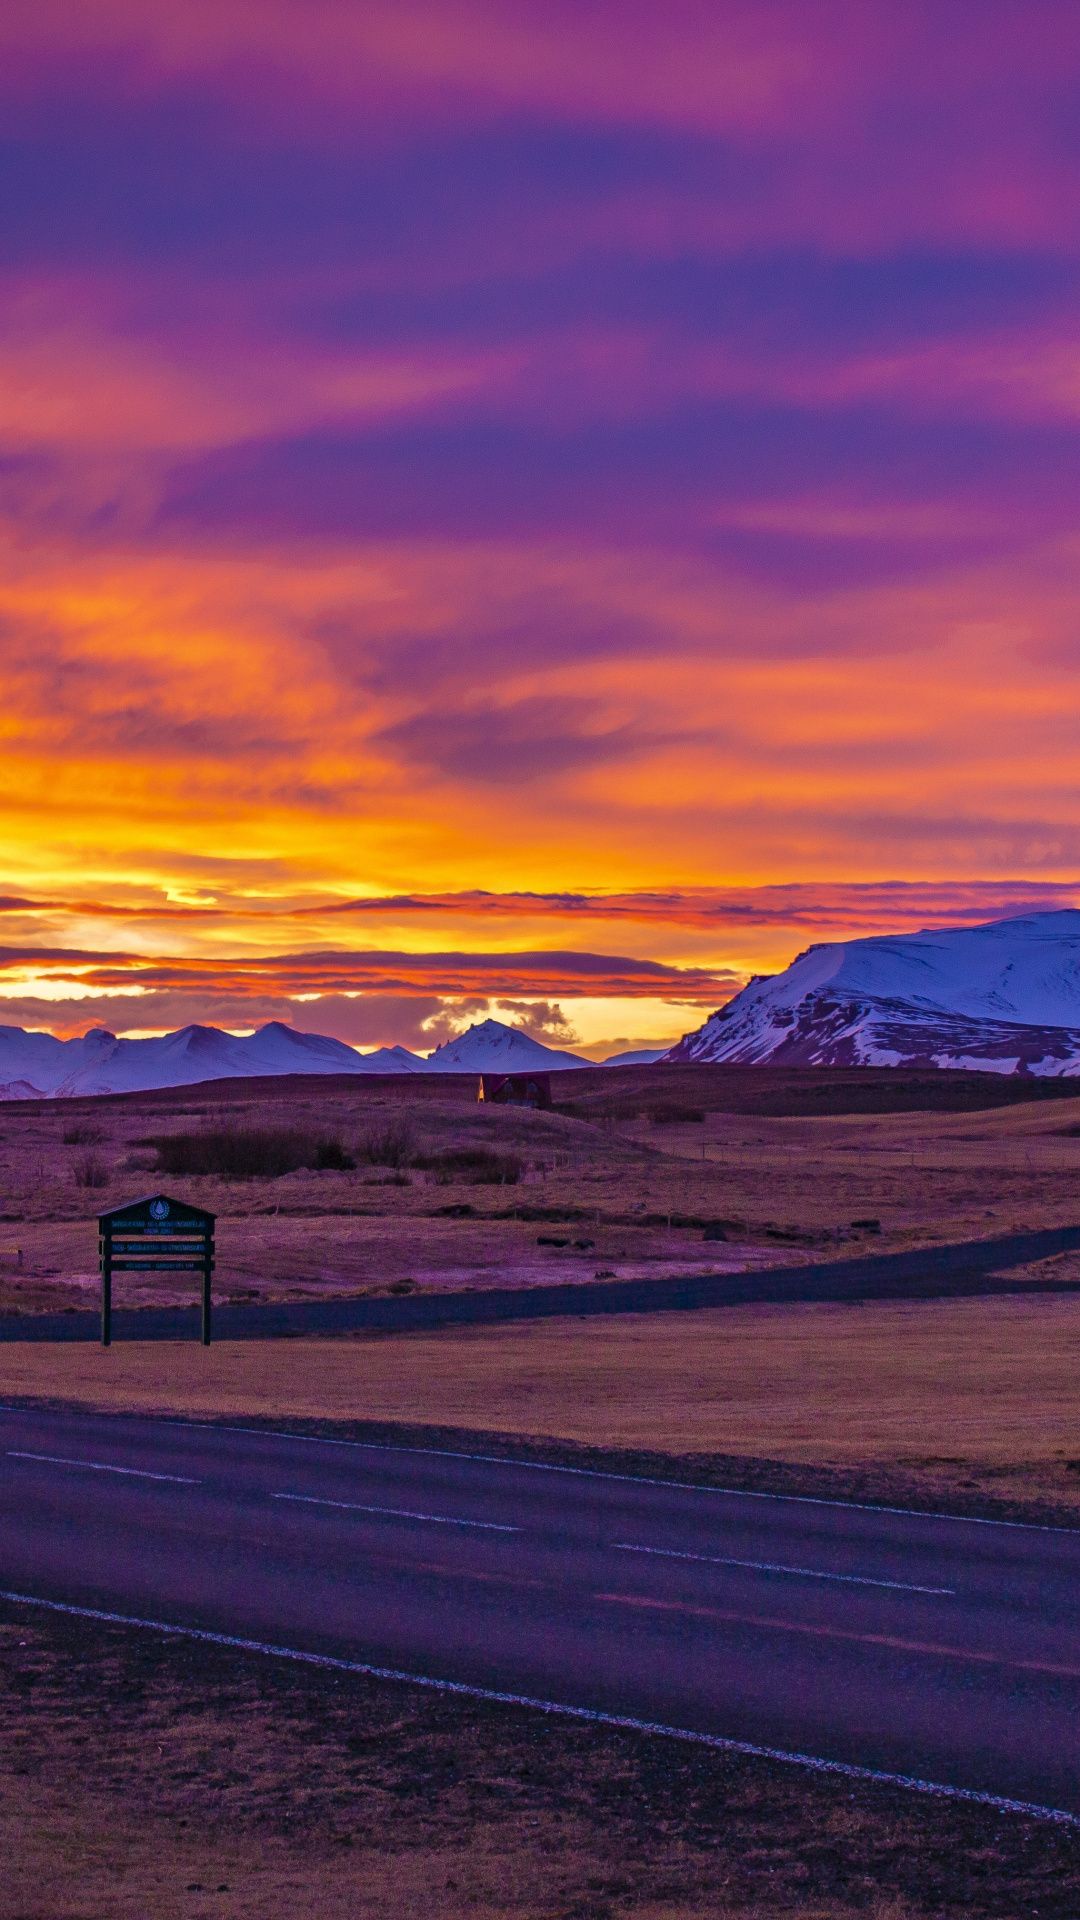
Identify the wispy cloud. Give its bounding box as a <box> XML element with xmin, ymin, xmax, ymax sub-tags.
<box><xmin>0</xmin><ymin>944</ymin><xmax>731</xmax><ymax>998</ymax></box>
<box><xmin>1</xmin><ymin>4</ymin><xmax>1078</xmax><ymax>1037</ymax></box>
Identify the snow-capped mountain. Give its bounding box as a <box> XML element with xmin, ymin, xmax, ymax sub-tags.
<box><xmin>425</xmin><ymin>1018</ymin><xmax>588</xmax><ymax>1072</ymax></box>
<box><xmin>667</xmin><ymin>911</ymin><xmax>1080</xmax><ymax>1074</ymax></box>
<box><xmin>361</xmin><ymin>1044</ymin><xmax>430</xmax><ymax>1073</ymax></box>
<box><xmin>0</xmin><ymin>1021</ymin><xmax>421</xmax><ymax>1099</ymax></box>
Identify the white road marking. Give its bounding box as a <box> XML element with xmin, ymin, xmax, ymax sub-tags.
<box><xmin>272</xmin><ymin>1491</ymin><xmax>517</xmax><ymax>1532</ymax></box>
<box><xmin>5</xmin><ymin>1407</ymin><xmax>1080</xmax><ymax>1538</ymax></box>
<box><xmin>132</xmin><ymin>1413</ymin><xmax>1080</xmax><ymax>1537</ymax></box>
<box><xmin>614</xmin><ymin>1541</ymin><xmax>955</xmax><ymax>1596</ymax></box>
<box><xmin>6</xmin><ymin>1450</ymin><xmax>199</xmax><ymax>1486</ymax></box>
<box><xmin>1</xmin><ymin>1588</ymin><xmax>1076</xmax><ymax>1828</ymax></box>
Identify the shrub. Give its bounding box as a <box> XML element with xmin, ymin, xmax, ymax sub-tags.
<box><xmin>651</xmin><ymin>1105</ymin><xmax>706</xmax><ymax>1125</ymax></box>
<box><xmin>63</xmin><ymin>1121</ymin><xmax>102</xmax><ymax>1146</ymax></box>
<box><xmin>417</xmin><ymin>1147</ymin><xmax>522</xmax><ymax>1186</ymax></box>
<box><xmin>72</xmin><ymin>1151</ymin><xmax>109</xmax><ymax>1189</ymax></box>
<box><xmin>312</xmin><ymin>1138</ymin><xmax>356</xmax><ymax>1171</ymax></box>
<box><xmin>122</xmin><ymin>1148</ymin><xmax>158</xmax><ymax>1173</ymax></box>
<box><xmin>151</xmin><ymin>1127</ymin><xmax>354</xmax><ymax>1180</ymax></box>
<box><xmin>360</xmin><ymin>1120</ymin><xmax>416</xmax><ymax>1169</ymax></box>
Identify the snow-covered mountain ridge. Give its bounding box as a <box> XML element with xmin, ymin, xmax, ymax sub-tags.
<box><xmin>667</xmin><ymin>910</ymin><xmax>1080</xmax><ymax>1074</ymax></box>
<box><xmin>0</xmin><ymin>1016</ymin><xmax>591</xmax><ymax>1099</ymax></box>
<box><xmin>0</xmin><ymin>1021</ymin><xmax>382</xmax><ymax>1099</ymax></box>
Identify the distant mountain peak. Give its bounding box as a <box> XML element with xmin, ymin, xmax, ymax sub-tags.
<box><xmin>426</xmin><ymin>1017</ymin><xmax>588</xmax><ymax>1071</ymax></box>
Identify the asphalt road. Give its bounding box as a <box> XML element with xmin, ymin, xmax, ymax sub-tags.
<box><xmin>3</xmin><ymin>1224</ymin><xmax>1080</xmax><ymax>1343</ymax></box>
<box><xmin>2</xmin><ymin>1403</ymin><xmax>1079</xmax><ymax>1819</ymax></box>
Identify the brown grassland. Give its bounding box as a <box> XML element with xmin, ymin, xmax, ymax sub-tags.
<box><xmin>4</xmin><ymin>1292</ymin><xmax>1079</xmax><ymax>1517</ymax></box>
<box><xmin>3</xmin><ymin>1064</ymin><xmax>1080</xmax><ymax>1313</ymax></box>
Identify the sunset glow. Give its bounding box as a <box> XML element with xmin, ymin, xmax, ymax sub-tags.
<box><xmin>3</xmin><ymin>1</ymin><xmax>1079</xmax><ymax>1054</ymax></box>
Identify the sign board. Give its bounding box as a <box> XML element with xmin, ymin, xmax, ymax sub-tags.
<box><xmin>98</xmin><ymin>1194</ymin><xmax>216</xmax><ymax>1346</ymax></box>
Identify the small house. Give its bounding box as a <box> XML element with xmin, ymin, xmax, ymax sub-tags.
<box><xmin>477</xmin><ymin>1072</ymin><xmax>553</xmax><ymax>1110</ymax></box>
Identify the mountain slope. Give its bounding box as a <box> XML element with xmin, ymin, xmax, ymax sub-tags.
<box><xmin>600</xmin><ymin>1047</ymin><xmax>667</xmax><ymax>1066</ymax></box>
<box><xmin>667</xmin><ymin>910</ymin><xmax>1080</xmax><ymax>1075</ymax></box>
<box><xmin>426</xmin><ymin>1018</ymin><xmax>588</xmax><ymax>1072</ymax></box>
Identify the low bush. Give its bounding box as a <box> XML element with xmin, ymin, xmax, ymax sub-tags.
<box><xmin>62</xmin><ymin>1122</ymin><xmax>102</xmax><ymax>1146</ymax></box>
<box><xmin>416</xmin><ymin>1147</ymin><xmax>523</xmax><ymax>1185</ymax></box>
<box><xmin>651</xmin><ymin>1105</ymin><xmax>706</xmax><ymax>1124</ymax></box>
<box><xmin>359</xmin><ymin>1120</ymin><xmax>416</xmax><ymax>1169</ymax></box>
<box><xmin>152</xmin><ymin>1128</ymin><xmax>354</xmax><ymax>1179</ymax></box>
<box><xmin>122</xmin><ymin>1147</ymin><xmax>158</xmax><ymax>1173</ymax></box>
<box><xmin>71</xmin><ymin>1151</ymin><xmax>109</xmax><ymax>1189</ymax></box>
<box><xmin>312</xmin><ymin>1138</ymin><xmax>357</xmax><ymax>1171</ymax></box>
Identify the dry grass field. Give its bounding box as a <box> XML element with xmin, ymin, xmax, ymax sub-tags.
<box><xmin>3</xmin><ymin>1597</ymin><xmax>1075</xmax><ymax>1920</ymax></box>
<box><xmin>2</xmin><ymin>1065</ymin><xmax>1080</xmax><ymax>1315</ymax></box>
<box><xmin>5</xmin><ymin>1293</ymin><xmax>1079</xmax><ymax>1516</ymax></box>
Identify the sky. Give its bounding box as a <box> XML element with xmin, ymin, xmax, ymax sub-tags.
<box><xmin>2</xmin><ymin>0</ymin><xmax>1079</xmax><ymax>1056</ymax></box>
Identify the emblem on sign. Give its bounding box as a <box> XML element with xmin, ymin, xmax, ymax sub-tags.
<box><xmin>149</xmin><ymin>1198</ymin><xmax>170</xmax><ymax>1219</ymax></box>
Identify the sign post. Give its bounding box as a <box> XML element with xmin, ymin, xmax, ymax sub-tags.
<box><xmin>98</xmin><ymin>1194</ymin><xmax>216</xmax><ymax>1346</ymax></box>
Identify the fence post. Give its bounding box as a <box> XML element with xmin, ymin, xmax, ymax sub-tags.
<box><xmin>101</xmin><ymin>1233</ymin><xmax>112</xmax><ymax>1347</ymax></box>
<box><xmin>201</xmin><ymin>1244</ymin><xmax>213</xmax><ymax>1346</ymax></box>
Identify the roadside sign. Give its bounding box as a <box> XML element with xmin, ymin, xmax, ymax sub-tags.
<box><xmin>98</xmin><ymin>1194</ymin><xmax>216</xmax><ymax>1347</ymax></box>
